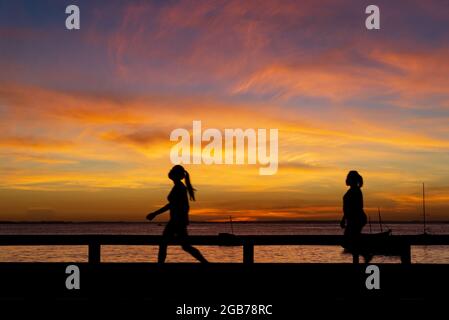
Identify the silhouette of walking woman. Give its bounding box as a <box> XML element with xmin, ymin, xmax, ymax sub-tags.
<box><xmin>146</xmin><ymin>165</ymin><xmax>208</xmax><ymax>263</ymax></box>
<box><xmin>340</xmin><ymin>170</ymin><xmax>370</xmax><ymax>261</ymax></box>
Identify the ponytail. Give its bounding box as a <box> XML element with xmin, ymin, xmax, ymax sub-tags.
<box><xmin>184</xmin><ymin>170</ymin><xmax>196</xmax><ymax>201</ymax></box>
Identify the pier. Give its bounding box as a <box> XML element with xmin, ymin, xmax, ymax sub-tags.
<box><xmin>1</xmin><ymin>234</ymin><xmax>449</xmax><ymax>264</ymax></box>
<box><xmin>0</xmin><ymin>234</ymin><xmax>448</xmax><ymax>307</ymax></box>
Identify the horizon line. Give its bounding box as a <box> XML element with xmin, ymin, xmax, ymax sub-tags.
<box><xmin>1</xmin><ymin>220</ymin><xmax>448</xmax><ymax>224</ymax></box>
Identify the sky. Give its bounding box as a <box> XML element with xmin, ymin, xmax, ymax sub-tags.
<box><xmin>0</xmin><ymin>0</ymin><xmax>448</xmax><ymax>221</ymax></box>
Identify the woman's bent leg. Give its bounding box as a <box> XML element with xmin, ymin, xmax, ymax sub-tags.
<box><xmin>181</xmin><ymin>244</ymin><xmax>208</xmax><ymax>263</ymax></box>
<box><xmin>177</xmin><ymin>226</ymin><xmax>208</xmax><ymax>263</ymax></box>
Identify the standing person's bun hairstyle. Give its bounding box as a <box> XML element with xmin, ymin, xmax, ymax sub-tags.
<box><xmin>346</xmin><ymin>170</ymin><xmax>363</xmax><ymax>188</ymax></box>
<box><xmin>169</xmin><ymin>165</ymin><xmax>196</xmax><ymax>201</ymax></box>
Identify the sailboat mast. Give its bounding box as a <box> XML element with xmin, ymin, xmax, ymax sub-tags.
<box><xmin>423</xmin><ymin>183</ymin><xmax>426</xmax><ymax>234</ymax></box>
<box><xmin>230</xmin><ymin>216</ymin><xmax>234</xmax><ymax>235</ymax></box>
<box><xmin>378</xmin><ymin>207</ymin><xmax>383</xmax><ymax>232</ymax></box>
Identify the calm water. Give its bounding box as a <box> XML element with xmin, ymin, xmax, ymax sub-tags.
<box><xmin>0</xmin><ymin>222</ymin><xmax>448</xmax><ymax>263</ymax></box>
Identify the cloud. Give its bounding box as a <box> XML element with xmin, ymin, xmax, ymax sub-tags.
<box><xmin>101</xmin><ymin>130</ymin><xmax>169</xmax><ymax>147</ymax></box>
<box><xmin>0</xmin><ymin>136</ymin><xmax>74</xmax><ymax>150</ymax></box>
<box><xmin>25</xmin><ymin>207</ymin><xmax>57</xmax><ymax>220</ymax></box>
<box><xmin>233</xmin><ymin>47</ymin><xmax>449</xmax><ymax>107</ymax></box>
<box><xmin>0</xmin><ymin>83</ymin><xmax>148</xmax><ymax>124</ymax></box>
<box><xmin>1</xmin><ymin>0</ymin><xmax>449</xmax><ymax>220</ymax></box>
<box><xmin>8</xmin><ymin>153</ymin><xmax>78</xmax><ymax>165</ymax></box>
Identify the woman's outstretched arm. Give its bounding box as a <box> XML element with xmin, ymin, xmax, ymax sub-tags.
<box><xmin>146</xmin><ymin>203</ymin><xmax>170</xmax><ymax>221</ymax></box>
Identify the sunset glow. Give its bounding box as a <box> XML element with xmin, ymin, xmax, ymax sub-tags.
<box><xmin>1</xmin><ymin>0</ymin><xmax>448</xmax><ymax>221</ymax></box>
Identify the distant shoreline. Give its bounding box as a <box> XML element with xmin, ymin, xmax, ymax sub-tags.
<box><xmin>0</xmin><ymin>220</ymin><xmax>448</xmax><ymax>224</ymax></box>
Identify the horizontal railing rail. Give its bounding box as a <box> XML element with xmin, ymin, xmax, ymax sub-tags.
<box><xmin>0</xmin><ymin>234</ymin><xmax>448</xmax><ymax>264</ymax></box>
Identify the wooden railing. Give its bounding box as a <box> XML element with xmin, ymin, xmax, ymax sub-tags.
<box><xmin>0</xmin><ymin>234</ymin><xmax>448</xmax><ymax>264</ymax></box>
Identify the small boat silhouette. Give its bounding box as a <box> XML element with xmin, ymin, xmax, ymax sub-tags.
<box><xmin>218</xmin><ymin>216</ymin><xmax>239</xmax><ymax>246</ymax></box>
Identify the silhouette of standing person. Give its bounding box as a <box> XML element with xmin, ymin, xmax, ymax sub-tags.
<box><xmin>146</xmin><ymin>165</ymin><xmax>208</xmax><ymax>263</ymax></box>
<box><xmin>340</xmin><ymin>170</ymin><xmax>369</xmax><ymax>260</ymax></box>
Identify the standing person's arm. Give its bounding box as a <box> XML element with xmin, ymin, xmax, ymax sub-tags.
<box><xmin>340</xmin><ymin>215</ymin><xmax>346</xmax><ymax>229</ymax></box>
<box><xmin>146</xmin><ymin>203</ymin><xmax>170</xmax><ymax>221</ymax></box>
<box><xmin>341</xmin><ymin>194</ymin><xmax>348</xmax><ymax>229</ymax></box>
<box><xmin>340</xmin><ymin>218</ymin><xmax>346</xmax><ymax>228</ymax></box>
<box><xmin>358</xmin><ymin>190</ymin><xmax>367</xmax><ymax>225</ymax></box>
<box><xmin>359</xmin><ymin>191</ymin><xmax>364</xmax><ymax>211</ymax></box>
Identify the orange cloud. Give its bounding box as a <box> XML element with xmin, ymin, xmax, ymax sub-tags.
<box><xmin>234</xmin><ymin>47</ymin><xmax>449</xmax><ymax>107</ymax></box>
<box><xmin>0</xmin><ymin>136</ymin><xmax>74</xmax><ymax>150</ymax></box>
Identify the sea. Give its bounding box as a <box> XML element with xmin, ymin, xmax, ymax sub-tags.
<box><xmin>0</xmin><ymin>222</ymin><xmax>448</xmax><ymax>264</ymax></box>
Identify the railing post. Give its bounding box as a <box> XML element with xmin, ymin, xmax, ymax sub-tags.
<box><xmin>401</xmin><ymin>245</ymin><xmax>411</xmax><ymax>264</ymax></box>
<box><xmin>243</xmin><ymin>242</ymin><xmax>254</xmax><ymax>264</ymax></box>
<box><xmin>89</xmin><ymin>242</ymin><xmax>101</xmax><ymax>264</ymax></box>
